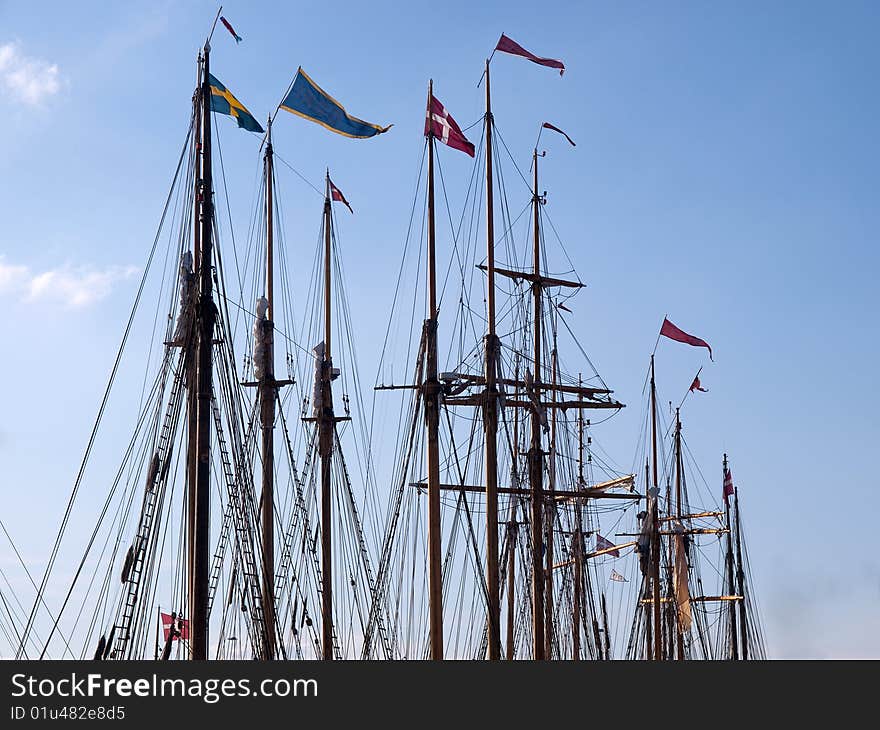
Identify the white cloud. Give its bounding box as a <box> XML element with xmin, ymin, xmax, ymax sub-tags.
<box><xmin>0</xmin><ymin>42</ymin><xmax>61</xmax><ymax>105</ymax></box>
<box><xmin>0</xmin><ymin>257</ymin><xmax>137</xmax><ymax>309</ymax></box>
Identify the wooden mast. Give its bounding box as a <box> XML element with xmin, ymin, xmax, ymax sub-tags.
<box><xmin>572</xmin><ymin>381</ymin><xmax>584</xmax><ymax>661</ymax></box>
<box><xmin>483</xmin><ymin>58</ymin><xmax>501</xmax><ymax>662</ymax></box>
<box><xmin>648</xmin><ymin>356</ymin><xmax>662</xmax><ymax>660</ymax></box>
<box><xmin>529</xmin><ymin>148</ymin><xmax>546</xmax><ymax>659</ymax></box>
<box><xmin>190</xmin><ymin>42</ymin><xmax>215</xmax><ymax>660</ymax></box>
<box><xmin>257</xmin><ymin>119</ymin><xmax>278</xmax><ymax>660</ymax></box>
<box><xmin>723</xmin><ymin>453</ymin><xmax>739</xmax><ymax>660</ymax></box>
<box><xmin>643</xmin><ymin>458</ymin><xmax>652</xmax><ymax>660</ymax></box>
<box><xmin>319</xmin><ymin>172</ymin><xmax>336</xmax><ymax>659</ymax></box>
<box><xmin>544</xmin><ymin>336</ymin><xmax>557</xmax><ymax>658</ymax></box>
<box><xmin>733</xmin><ymin>483</ymin><xmax>748</xmax><ymax>659</ymax></box>
<box><xmin>424</xmin><ymin>80</ymin><xmax>444</xmax><ymax>660</ymax></box>
<box><xmin>186</xmin><ymin>53</ymin><xmax>203</xmax><ymax>645</ymax></box>
<box><xmin>673</xmin><ymin>408</ymin><xmax>685</xmax><ymax>660</ymax></box>
<box><xmin>505</xmin><ymin>365</ymin><xmax>520</xmax><ymax>660</ymax></box>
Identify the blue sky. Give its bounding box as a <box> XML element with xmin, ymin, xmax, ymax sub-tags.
<box><xmin>0</xmin><ymin>0</ymin><xmax>877</xmax><ymax>658</ymax></box>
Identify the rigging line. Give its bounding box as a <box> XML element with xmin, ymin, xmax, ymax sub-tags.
<box><xmin>214</xmin><ymin>115</ymin><xmax>247</xmax><ymax>337</ymax></box>
<box><xmin>273</xmin><ymin>151</ymin><xmax>325</xmax><ymax>198</ymax></box>
<box><xmin>0</xmin><ymin>519</ymin><xmax>75</xmax><ymax>659</ymax></box>
<box><xmin>17</xmin><ymin>121</ymin><xmax>194</xmax><ymax>661</ymax></box>
<box><xmin>215</xmin><ymin>291</ymin><xmax>313</xmax><ymax>360</ymax></box>
<box><xmin>492</xmin><ymin>124</ymin><xmax>532</xmax><ymax>193</ymax></box>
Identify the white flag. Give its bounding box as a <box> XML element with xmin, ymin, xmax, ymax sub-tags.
<box><xmin>610</xmin><ymin>569</ymin><xmax>628</xmax><ymax>583</ymax></box>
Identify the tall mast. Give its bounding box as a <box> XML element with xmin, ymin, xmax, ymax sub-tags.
<box><xmin>673</xmin><ymin>408</ymin><xmax>684</xmax><ymax>660</ymax></box>
<box><xmin>648</xmin><ymin>356</ymin><xmax>662</xmax><ymax>660</ymax></box>
<box><xmin>258</xmin><ymin>119</ymin><xmax>277</xmax><ymax>659</ymax></box>
<box><xmin>573</xmin><ymin>378</ymin><xmax>584</xmax><ymax>661</ymax></box>
<box><xmin>643</xmin><ymin>458</ymin><xmax>652</xmax><ymax>660</ymax></box>
<box><xmin>544</xmin><ymin>336</ymin><xmax>558</xmax><ymax>658</ymax></box>
<box><xmin>190</xmin><ymin>42</ymin><xmax>215</xmax><ymax>660</ymax></box>
<box><xmin>424</xmin><ymin>80</ymin><xmax>444</xmax><ymax>660</ymax></box>
<box><xmin>529</xmin><ymin>148</ymin><xmax>545</xmax><ymax>659</ymax></box>
<box><xmin>186</xmin><ymin>53</ymin><xmax>203</xmax><ymax>644</ymax></box>
<box><xmin>723</xmin><ymin>453</ymin><xmax>739</xmax><ymax>660</ymax></box>
<box><xmin>319</xmin><ymin>173</ymin><xmax>336</xmax><ymax>659</ymax></box>
<box><xmin>505</xmin><ymin>365</ymin><xmax>520</xmax><ymax>660</ymax></box>
<box><xmin>733</xmin><ymin>483</ymin><xmax>748</xmax><ymax>659</ymax></box>
<box><xmin>483</xmin><ymin>58</ymin><xmax>501</xmax><ymax>662</ymax></box>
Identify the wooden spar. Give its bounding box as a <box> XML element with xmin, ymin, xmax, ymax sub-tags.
<box><xmin>259</xmin><ymin>118</ymin><xmax>277</xmax><ymax>660</ymax></box>
<box><xmin>734</xmin><ymin>485</ymin><xmax>749</xmax><ymax>659</ymax></box>
<box><xmin>649</xmin><ymin>356</ymin><xmax>662</xmax><ymax>660</ymax></box>
<box><xmin>186</xmin><ymin>55</ymin><xmax>202</xmax><ymax>650</ymax></box>
<box><xmin>319</xmin><ymin>173</ymin><xmax>336</xmax><ymax>659</ymax></box>
<box><xmin>529</xmin><ymin>147</ymin><xmax>545</xmax><ymax>660</ymax></box>
<box><xmin>191</xmin><ymin>43</ymin><xmax>215</xmax><ymax>660</ymax></box>
<box><xmin>552</xmin><ymin>541</ymin><xmax>638</xmax><ymax>569</ymax></box>
<box><xmin>424</xmin><ymin>81</ymin><xmax>444</xmax><ymax>660</ymax></box>
<box><xmin>544</xmin><ymin>341</ymin><xmax>558</xmax><ymax>659</ymax></box>
<box><xmin>673</xmin><ymin>409</ymin><xmax>684</xmax><ymax>660</ymax></box>
<box><xmin>572</xmin><ymin>379</ymin><xmax>584</xmax><ymax>660</ymax></box>
<box><xmin>505</xmin><ymin>367</ymin><xmax>520</xmax><ymax>660</ymax></box>
<box><xmin>483</xmin><ymin>59</ymin><xmax>501</xmax><ymax>661</ymax></box>
<box><xmin>505</xmin><ymin>519</ymin><xmax>517</xmax><ymax>660</ymax></box>
<box><xmin>601</xmin><ymin>592</ymin><xmax>610</xmax><ymax>660</ymax></box>
<box><xmin>438</xmin><ymin>371</ymin><xmax>613</xmax><ymax>398</ymax></box>
<box><xmin>408</xmin><ymin>482</ymin><xmax>640</xmax><ymax>500</ymax></box>
<box><xmin>723</xmin><ymin>454</ymin><xmax>739</xmax><ymax>660</ymax></box>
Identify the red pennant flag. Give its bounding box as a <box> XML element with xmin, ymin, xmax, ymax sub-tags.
<box><xmin>723</xmin><ymin>467</ymin><xmax>735</xmax><ymax>505</ymax></box>
<box><xmin>689</xmin><ymin>374</ymin><xmax>708</xmax><ymax>393</ymax></box>
<box><xmin>425</xmin><ymin>94</ymin><xmax>475</xmax><ymax>157</ymax></box>
<box><xmin>160</xmin><ymin>612</ymin><xmax>190</xmax><ymax>641</ymax></box>
<box><xmin>495</xmin><ymin>34</ymin><xmax>565</xmax><ymax>75</ymax></box>
<box><xmin>220</xmin><ymin>16</ymin><xmax>242</xmax><ymax>44</ymax></box>
<box><xmin>542</xmin><ymin>122</ymin><xmax>575</xmax><ymax>146</ymax></box>
<box><xmin>660</xmin><ymin>317</ymin><xmax>713</xmax><ymax>360</ymax></box>
<box><xmin>329</xmin><ymin>178</ymin><xmax>353</xmax><ymax>214</ymax></box>
<box><xmin>596</xmin><ymin>534</ymin><xmax>620</xmax><ymax>557</ymax></box>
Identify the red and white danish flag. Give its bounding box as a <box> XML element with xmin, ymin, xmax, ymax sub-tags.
<box><xmin>425</xmin><ymin>94</ymin><xmax>475</xmax><ymax>157</ymax></box>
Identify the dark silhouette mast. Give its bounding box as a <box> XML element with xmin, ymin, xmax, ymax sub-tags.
<box><xmin>482</xmin><ymin>58</ymin><xmax>501</xmax><ymax>662</ymax></box>
<box><xmin>258</xmin><ymin>119</ymin><xmax>277</xmax><ymax>659</ymax></box>
<box><xmin>528</xmin><ymin>148</ymin><xmax>546</xmax><ymax>659</ymax></box>
<box><xmin>424</xmin><ymin>80</ymin><xmax>444</xmax><ymax>660</ymax></box>
<box><xmin>190</xmin><ymin>42</ymin><xmax>215</xmax><ymax>660</ymax></box>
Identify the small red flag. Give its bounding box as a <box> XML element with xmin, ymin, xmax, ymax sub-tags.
<box><xmin>160</xmin><ymin>612</ymin><xmax>190</xmax><ymax>641</ymax></box>
<box><xmin>723</xmin><ymin>467</ymin><xmax>735</xmax><ymax>505</ymax></box>
<box><xmin>329</xmin><ymin>178</ymin><xmax>353</xmax><ymax>214</ymax></box>
<box><xmin>220</xmin><ymin>16</ymin><xmax>242</xmax><ymax>44</ymax></box>
<box><xmin>542</xmin><ymin>122</ymin><xmax>575</xmax><ymax>146</ymax></box>
<box><xmin>425</xmin><ymin>94</ymin><xmax>475</xmax><ymax>157</ymax></box>
<box><xmin>495</xmin><ymin>34</ymin><xmax>565</xmax><ymax>75</ymax></box>
<box><xmin>596</xmin><ymin>534</ymin><xmax>620</xmax><ymax>557</ymax></box>
<box><xmin>660</xmin><ymin>317</ymin><xmax>713</xmax><ymax>360</ymax></box>
<box><xmin>689</xmin><ymin>374</ymin><xmax>708</xmax><ymax>393</ymax></box>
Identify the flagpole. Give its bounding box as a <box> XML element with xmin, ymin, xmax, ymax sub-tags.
<box><xmin>651</xmin><ymin>314</ymin><xmax>667</xmax><ymax>356</ymax></box>
<box><xmin>678</xmin><ymin>365</ymin><xmax>702</xmax><ymax>411</ymax></box>
<box><xmin>204</xmin><ymin>6</ymin><xmax>223</xmax><ymax>49</ymax></box>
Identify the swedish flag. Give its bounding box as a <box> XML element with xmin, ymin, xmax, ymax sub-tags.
<box><xmin>208</xmin><ymin>73</ymin><xmax>264</xmax><ymax>133</ymax></box>
<box><xmin>280</xmin><ymin>67</ymin><xmax>390</xmax><ymax>139</ymax></box>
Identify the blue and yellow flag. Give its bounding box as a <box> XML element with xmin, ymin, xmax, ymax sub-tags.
<box><xmin>208</xmin><ymin>73</ymin><xmax>264</xmax><ymax>133</ymax></box>
<box><xmin>280</xmin><ymin>67</ymin><xmax>390</xmax><ymax>139</ymax></box>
